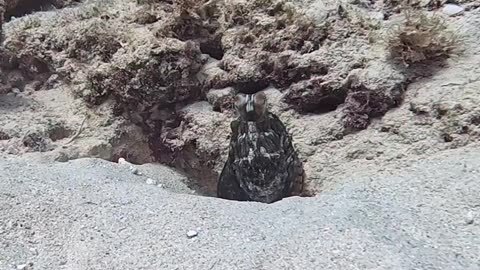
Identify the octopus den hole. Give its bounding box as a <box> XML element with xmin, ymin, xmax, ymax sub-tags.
<box><xmin>153</xmin><ymin>131</ymin><xmax>221</xmax><ymax>198</ymax></box>
<box><xmin>199</xmin><ymin>36</ymin><xmax>225</xmax><ymax>60</ymax></box>
<box><xmin>5</xmin><ymin>0</ymin><xmax>57</xmax><ymax>21</ymax></box>
<box><xmin>140</xmin><ymin>100</ymin><xmax>312</xmax><ymax>202</ymax></box>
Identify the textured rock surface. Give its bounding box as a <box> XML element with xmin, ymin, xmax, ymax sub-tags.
<box><xmin>0</xmin><ymin>146</ymin><xmax>479</xmax><ymax>269</ymax></box>
<box><xmin>0</xmin><ymin>0</ymin><xmax>480</xmax><ymax>195</ymax></box>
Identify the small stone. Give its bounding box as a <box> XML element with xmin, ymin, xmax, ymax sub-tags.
<box><xmin>45</xmin><ymin>74</ymin><xmax>60</xmax><ymax>89</ymax></box>
<box><xmin>130</xmin><ymin>167</ymin><xmax>141</xmax><ymax>175</ymax></box>
<box><xmin>157</xmin><ymin>184</ymin><xmax>164</xmax><ymax>188</ymax></box>
<box><xmin>29</xmin><ymin>248</ymin><xmax>38</xmax><ymax>256</ymax></box>
<box><xmin>30</xmin><ymin>81</ymin><xmax>43</xmax><ymax>91</ymax></box>
<box><xmin>186</xmin><ymin>230</ymin><xmax>198</xmax><ymax>238</ymax></box>
<box><xmin>465</xmin><ymin>211</ymin><xmax>474</xmax><ymax>225</ymax></box>
<box><xmin>442</xmin><ymin>4</ymin><xmax>464</xmax><ymax>16</ymax></box>
<box><xmin>16</xmin><ymin>263</ymin><xmax>33</xmax><ymax>270</ymax></box>
<box><xmin>365</xmin><ymin>155</ymin><xmax>374</xmax><ymax>160</ymax></box>
<box><xmin>7</xmin><ymin>220</ymin><xmax>17</xmax><ymax>229</ymax></box>
<box><xmin>146</xmin><ymin>178</ymin><xmax>157</xmax><ymax>185</ymax></box>
<box><xmin>118</xmin><ymin>158</ymin><xmax>127</xmax><ymax>165</ymax></box>
<box><xmin>12</xmin><ymin>88</ymin><xmax>21</xmax><ymax>95</ymax></box>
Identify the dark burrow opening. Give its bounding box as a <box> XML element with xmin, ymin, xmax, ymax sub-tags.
<box><xmin>301</xmin><ymin>95</ymin><xmax>346</xmax><ymax>114</ymax></box>
<box><xmin>153</xmin><ymin>134</ymin><xmax>221</xmax><ymax>198</ymax></box>
<box><xmin>5</xmin><ymin>0</ymin><xmax>56</xmax><ymax>21</ymax></box>
<box><xmin>5</xmin><ymin>0</ymin><xmax>82</xmax><ymax>21</ymax></box>
<box><xmin>235</xmin><ymin>80</ymin><xmax>271</xmax><ymax>95</ymax></box>
<box><xmin>199</xmin><ymin>35</ymin><xmax>224</xmax><ymax>60</ymax></box>
<box><xmin>122</xmin><ymin>100</ymin><xmax>310</xmax><ymax>202</ymax></box>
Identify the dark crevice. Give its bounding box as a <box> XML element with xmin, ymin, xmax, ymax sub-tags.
<box><xmin>442</xmin><ymin>133</ymin><xmax>453</xmax><ymax>142</ymax></box>
<box><xmin>282</xmin><ymin>77</ymin><xmax>348</xmax><ymax>114</ymax></box>
<box><xmin>142</xmin><ymin>111</ymin><xmax>219</xmax><ymax>197</ymax></box>
<box><xmin>0</xmin><ymin>131</ymin><xmax>11</xmax><ymax>140</ymax></box>
<box><xmin>48</xmin><ymin>125</ymin><xmax>73</xmax><ymax>141</ymax></box>
<box><xmin>5</xmin><ymin>0</ymin><xmax>81</xmax><ymax>21</ymax></box>
<box><xmin>302</xmin><ymin>96</ymin><xmax>346</xmax><ymax>114</ymax></box>
<box><xmin>235</xmin><ymin>80</ymin><xmax>271</xmax><ymax>94</ymax></box>
<box><xmin>5</xmin><ymin>0</ymin><xmax>56</xmax><ymax>21</ymax></box>
<box><xmin>199</xmin><ymin>35</ymin><xmax>224</xmax><ymax>60</ymax></box>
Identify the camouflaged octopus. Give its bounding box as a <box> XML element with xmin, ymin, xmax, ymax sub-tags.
<box><xmin>217</xmin><ymin>91</ymin><xmax>304</xmax><ymax>203</ymax></box>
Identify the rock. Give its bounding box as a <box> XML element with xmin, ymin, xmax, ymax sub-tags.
<box><xmin>54</xmin><ymin>152</ymin><xmax>70</xmax><ymax>163</ymax></box>
<box><xmin>22</xmin><ymin>132</ymin><xmax>51</xmax><ymax>152</ymax></box>
<box><xmin>7</xmin><ymin>70</ymin><xmax>25</xmax><ymax>88</ymax></box>
<box><xmin>465</xmin><ymin>211</ymin><xmax>474</xmax><ymax>224</ymax></box>
<box><xmin>11</xmin><ymin>88</ymin><xmax>21</xmax><ymax>95</ymax></box>
<box><xmin>45</xmin><ymin>74</ymin><xmax>60</xmax><ymax>89</ymax></box>
<box><xmin>442</xmin><ymin>4</ymin><xmax>464</xmax><ymax>17</ymax></box>
<box><xmin>6</xmin><ymin>145</ymin><xmax>20</xmax><ymax>155</ymax></box>
<box><xmin>118</xmin><ymin>158</ymin><xmax>142</xmax><ymax>175</ymax></box>
<box><xmin>30</xmin><ymin>81</ymin><xmax>43</xmax><ymax>91</ymax></box>
<box><xmin>16</xmin><ymin>263</ymin><xmax>33</xmax><ymax>270</ymax></box>
<box><xmin>146</xmin><ymin>178</ymin><xmax>157</xmax><ymax>185</ymax></box>
<box><xmin>118</xmin><ymin>157</ymin><xmax>128</xmax><ymax>165</ymax></box>
<box><xmin>130</xmin><ymin>167</ymin><xmax>141</xmax><ymax>175</ymax></box>
<box><xmin>186</xmin><ymin>230</ymin><xmax>198</xmax><ymax>239</ymax></box>
<box><xmin>7</xmin><ymin>220</ymin><xmax>17</xmax><ymax>229</ymax></box>
<box><xmin>0</xmin><ymin>130</ymin><xmax>10</xmax><ymax>140</ymax></box>
<box><xmin>206</xmin><ymin>87</ymin><xmax>234</xmax><ymax>112</ymax></box>
<box><xmin>29</xmin><ymin>248</ymin><xmax>38</xmax><ymax>256</ymax></box>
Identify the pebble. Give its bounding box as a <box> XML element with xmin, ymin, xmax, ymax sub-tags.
<box><xmin>130</xmin><ymin>167</ymin><xmax>141</xmax><ymax>175</ymax></box>
<box><xmin>12</xmin><ymin>88</ymin><xmax>21</xmax><ymax>95</ymax></box>
<box><xmin>442</xmin><ymin>4</ymin><xmax>464</xmax><ymax>16</ymax></box>
<box><xmin>118</xmin><ymin>158</ymin><xmax>142</xmax><ymax>175</ymax></box>
<box><xmin>29</xmin><ymin>248</ymin><xmax>38</xmax><ymax>256</ymax></box>
<box><xmin>7</xmin><ymin>220</ymin><xmax>16</xmax><ymax>229</ymax></box>
<box><xmin>146</xmin><ymin>178</ymin><xmax>157</xmax><ymax>185</ymax></box>
<box><xmin>465</xmin><ymin>211</ymin><xmax>474</xmax><ymax>224</ymax></box>
<box><xmin>118</xmin><ymin>158</ymin><xmax>128</xmax><ymax>165</ymax></box>
<box><xmin>186</xmin><ymin>230</ymin><xmax>198</xmax><ymax>239</ymax></box>
<box><xmin>16</xmin><ymin>263</ymin><xmax>33</xmax><ymax>270</ymax></box>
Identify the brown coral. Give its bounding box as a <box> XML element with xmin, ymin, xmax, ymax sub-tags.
<box><xmin>86</xmin><ymin>39</ymin><xmax>204</xmax><ymax>109</ymax></box>
<box><xmin>386</xmin><ymin>8</ymin><xmax>461</xmax><ymax>66</ymax></box>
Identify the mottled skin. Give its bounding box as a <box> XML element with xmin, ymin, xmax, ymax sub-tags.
<box><xmin>0</xmin><ymin>0</ymin><xmax>4</xmax><ymax>41</ymax></box>
<box><xmin>217</xmin><ymin>92</ymin><xmax>304</xmax><ymax>203</ymax></box>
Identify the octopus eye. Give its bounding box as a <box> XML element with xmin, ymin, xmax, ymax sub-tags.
<box><xmin>254</xmin><ymin>91</ymin><xmax>267</xmax><ymax>105</ymax></box>
<box><xmin>253</xmin><ymin>91</ymin><xmax>267</xmax><ymax>118</ymax></box>
<box><xmin>234</xmin><ymin>93</ymin><xmax>247</xmax><ymax>109</ymax></box>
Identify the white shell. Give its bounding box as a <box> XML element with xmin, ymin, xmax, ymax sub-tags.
<box><xmin>442</xmin><ymin>4</ymin><xmax>465</xmax><ymax>17</ymax></box>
